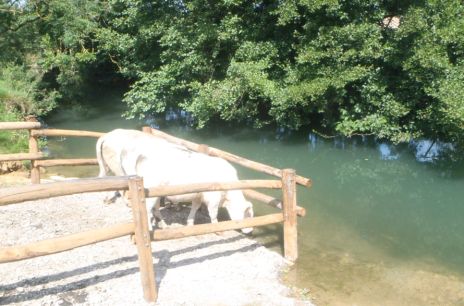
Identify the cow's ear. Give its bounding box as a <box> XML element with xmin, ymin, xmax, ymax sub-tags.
<box><xmin>245</xmin><ymin>205</ymin><xmax>254</xmax><ymax>218</ymax></box>
<box><xmin>246</xmin><ymin>201</ymin><xmax>253</xmax><ymax>209</ymax></box>
<box><xmin>221</xmin><ymin>200</ymin><xmax>230</xmax><ymax>208</ymax></box>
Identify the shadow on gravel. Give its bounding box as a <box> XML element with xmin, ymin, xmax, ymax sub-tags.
<box><xmin>0</xmin><ymin>234</ymin><xmax>259</xmax><ymax>305</ymax></box>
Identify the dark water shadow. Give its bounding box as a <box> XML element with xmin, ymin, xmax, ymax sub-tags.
<box><xmin>250</xmin><ymin>223</ymin><xmax>283</xmax><ymax>252</ymax></box>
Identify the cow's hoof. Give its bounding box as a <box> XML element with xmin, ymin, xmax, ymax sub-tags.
<box><xmin>241</xmin><ymin>227</ymin><xmax>254</xmax><ymax>235</ymax></box>
<box><xmin>103</xmin><ymin>198</ymin><xmax>113</xmax><ymax>205</ymax></box>
<box><xmin>115</xmin><ymin>197</ymin><xmax>128</xmax><ymax>207</ymax></box>
<box><xmin>157</xmin><ymin>220</ymin><xmax>168</xmax><ymax>229</ymax></box>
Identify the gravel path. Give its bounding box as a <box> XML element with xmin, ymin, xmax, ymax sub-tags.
<box><xmin>0</xmin><ymin>186</ymin><xmax>313</xmax><ymax>306</ymax></box>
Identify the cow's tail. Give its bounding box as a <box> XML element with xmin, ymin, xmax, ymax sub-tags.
<box><xmin>96</xmin><ymin>135</ymin><xmax>108</xmax><ymax>177</ymax></box>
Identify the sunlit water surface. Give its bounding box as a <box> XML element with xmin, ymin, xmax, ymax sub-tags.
<box><xmin>44</xmin><ymin>94</ymin><xmax>464</xmax><ymax>305</ymax></box>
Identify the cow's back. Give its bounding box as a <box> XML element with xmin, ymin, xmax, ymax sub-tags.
<box><xmin>99</xmin><ymin>129</ymin><xmax>187</xmax><ymax>176</ymax></box>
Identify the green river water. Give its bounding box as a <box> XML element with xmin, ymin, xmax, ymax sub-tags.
<box><xmin>43</xmin><ymin>93</ymin><xmax>464</xmax><ymax>305</ymax></box>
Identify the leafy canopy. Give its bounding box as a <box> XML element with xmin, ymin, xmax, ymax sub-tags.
<box><xmin>1</xmin><ymin>0</ymin><xmax>463</xmax><ymax>147</ymax></box>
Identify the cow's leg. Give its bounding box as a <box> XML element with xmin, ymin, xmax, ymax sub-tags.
<box><xmin>116</xmin><ymin>190</ymin><xmax>131</xmax><ymax>207</ymax></box>
<box><xmin>147</xmin><ymin>197</ymin><xmax>167</xmax><ymax>229</ymax></box>
<box><xmin>208</xmin><ymin>204</ymin><xmax>219</xmax><ymax>224</ymax></box>
<box><xmin>104</xmin><ymin>191</ymin><xmax>122</xmax><ymax>205</ymax></box>
<box><xmin>204</xmin><ymin>192</ymin><xmax>222</xmax><ymax>224</ymax></box>
<box><xmin>204</xmin><ymin>197</ymin><xmax>219</xmax><ymax>224</ymax></box>
<box><xmin>207</xmin><ymin>201</ymin><xmax>226</xmax><ymax>236</ymax></box>
<box><xmin>204</xmin><ymin>192</ymin><xmax>228</xmax><ymax>235</ymax></box>
<box><xmin>187</xmin><ymin>198</ymin><xmax>202</xmax><ymax>226</ymax></box>
<box><xmin>102</xmin><ymin>190</ymin><xmax>131</xmax><ymax>206</ymax></box>
<box><xmin>144</xmin><ymin>198</ymin><xmax>156</xmax><ymax>230</ymax></box>
<box><xmin>96</xmin><ymin>137</ymin><xmax>118</xmax><ymax>205</ymax></box>
<box><xmin>165</xmin><ymin>199</ymin><xmax>182</xmax><ymax>211</ymax></box>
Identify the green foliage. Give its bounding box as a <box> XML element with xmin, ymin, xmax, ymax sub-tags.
<box><xmin>108</xmin><ymin>0</ymin><xmax>464</xmax><ymax>146</ymax></box>
<box><xmin>0</xmin><ymin>1</ymin><xmax>37</xmax><ymax>64</ymax></box>
<box><xmin>1</xmin><ymin>0</ymin><xmax>464</xmax><ymax>147</ymax></box>
<box><xmin>0</xmin><ymin>63</ymin><xmax>56</xmax><ymax>155</ymax></box>
<box><xmin>1</xmin><ymin>0</ymin><xmax>109</xmax><ymax>112</ymax></box>
<box><xmin>187</xmin><ymin>41</ymin><xmax>280</xmax><ymax>127</ymax></box>
<box><xmin>0</xmin><ymin>103</ymin><xmax>28</xmax><ymax>154</ymax></box>
<box><xmin>0</xmin><ymin>64</ymin><xmax>60</xmax><ymax>116</ymax></box>
<box><xmin>36</xmin><ymin>0</ymin><xmax>103</xmax><ymax>98</ymax></box>
<box><xmin>390</xmin><ymin>1</ymin><xmax>464</xmax><ymax>144</ymax></box>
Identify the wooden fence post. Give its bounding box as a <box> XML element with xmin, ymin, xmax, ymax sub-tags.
<box><xmin>26</xmin><ymin>116</ymin><xmax>40</xmax><ymax>184</ymax></box>
<box><xmin>128</xmin><ymin>176</ymin><xmax>157</xmax><ymax>302</ymax></box>
<box><xmin>282</xmin><ymin>169</ymin><xmax>298</xmax><ymax>261</ymax></box>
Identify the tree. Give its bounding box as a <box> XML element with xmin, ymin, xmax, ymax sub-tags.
<box><xmin>2</xmin><ymin>0</ymin><xmax>463</xmax><ymax>147</ymax></box>
<box><xmin>387</xmin><ymin>1</ymin><xmax>464</xmax><ymax>144</ymax></box>
<box><xmin>107</xmin><ymin>0</ymin><xmax>463</xmax><ymax>146</ymax></box>
<box><xmin>0</xmin><ymin>0</ymin><xmax>111</xmax><ymax>116</ymax></box>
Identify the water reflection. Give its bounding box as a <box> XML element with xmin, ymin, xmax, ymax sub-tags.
<box><xmin>287</xmin><ymin>132</ymin><xmax>464</xmax><ymax>305</ymax></box>
<box><xmin>412</xmin><ymin>139</ymin><xmax>455</xmax><ymax>163</ymax></box>
<box><xmin>378</xmin><ymin>143</ymin><xmax>399</xmax><ymax>160</ymax></box>
<box><xmin>44</xmin><ymin>102</ymin><xmax>464</xmax><ymax>306</ymax></box>
<box><xmin>307</xmin><ymin>133</ymin><xmax>317</xmax><ymax>150</ymax></box>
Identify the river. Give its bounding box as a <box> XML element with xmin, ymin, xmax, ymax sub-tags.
<box><xmin>44</xmin><ymin>92</ymin><xmax>464</xmax><ymax>305</ymax></box>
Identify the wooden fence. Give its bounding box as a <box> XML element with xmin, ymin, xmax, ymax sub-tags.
<box><xmin>0</xmin><ymin>120</ymin><xmax>312</xmax><ymax>303</ymax></box>
<box><xmin>0</xmin><ymin>119</ymin><xmax>309</xmax><ymax>216</ymax></box>
<box><xmin>0</xmin><ymin>176</ymin><xmax>157</xmax><ymax>301</ymax></box>
<box><xmin>0</xmin><ymin>118</ymin><xmax>104</xmax><ymax>183</ymax></box>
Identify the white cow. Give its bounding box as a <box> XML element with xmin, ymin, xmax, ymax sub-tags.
<box><xmin>96</xmin><ymin>129</ymin><xmax>254</xmax><ymax>233</ymax></box>
<box><xmin>96</xmin><ymin>129</ymin><xmax>180</xmax><ymax>205</ymax></box>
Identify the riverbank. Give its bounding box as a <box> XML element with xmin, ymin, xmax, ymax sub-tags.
<box><xmin>0</xmin><ymin>174</ymin><xmax>314</xmax><ymax>305</ymax></box>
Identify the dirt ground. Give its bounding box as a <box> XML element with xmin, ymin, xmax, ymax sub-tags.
<box><xmin>0</xmin><ymin>173</ymin><xmax>314</xmax><ymax>305</ymax></box>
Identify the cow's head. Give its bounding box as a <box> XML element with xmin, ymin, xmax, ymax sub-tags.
<box><xmin>223</xmin><ymin>195</ymin><xmax>254</xmax><ymax>234</ymax></box>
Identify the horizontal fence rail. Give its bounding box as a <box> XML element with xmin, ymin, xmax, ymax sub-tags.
<box><xmin>0</xmin><ymin>122</ymin><xmax>42</xmax><ymax>130</ymax></box>
<box><xmin>0</xmin><ymin>176</ymin><xmax>131</xmax><ymax>206</ymax></box>
<box><xmin>243</xmin><ymin>189</ymin><xmax>306</xmax><ymax>217</ymax></box>
<box><xmin>36</xmin><ymin>158</ymin><xmax>98</xmax><ymax>167</ymax></box>
<box><xmin>0</xmin><ymin>222</ymin><xmax>135</xmax><ymax>263</ymax></box>
<box><xmin>31</xmin><ymin>129</ymin><xmax>104</xmax><ymax>138</ymax></box>
<box><xmin>0</xmin><ymin>152</ymin><xmax>44</xmax><ymax>162</ymax></box>
<box><xmin>148</xmin><ymin>127</ymin><xmax>312</xmax><ymax>188</ymax></box>
<box><xmin>152</xmin><ymin>213</ymin><xmax>284</xmax><ymax>241</ymax></box>
<box><xmin>145</xmin><ymin>180</ymin><xmax>282</xmax><ymax>198</ymax></box>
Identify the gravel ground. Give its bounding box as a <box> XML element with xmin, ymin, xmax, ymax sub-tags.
<box><xmin>0</xmin><ymin>183</ymin><xmax>313</xmax><ymax>306</ymax></box>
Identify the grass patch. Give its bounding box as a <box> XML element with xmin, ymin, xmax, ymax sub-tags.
<box><xmin>0</xmin><ymin>64</ymin><xmax>52</xmax><ymax>156</ymax></box>
<box><xmin>0</xmin><ymin>89</ymin><xmax>29</xmax><ymax>154</ymax></box>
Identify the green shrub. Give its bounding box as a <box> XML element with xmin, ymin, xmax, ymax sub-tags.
<box><xmin>0</xmin><ymin>64</ymin><xmax>60</xmax><ymax>116</ymax></box>
<box><xmin>0</xmin><ymin>103</ymin><xmax>29</xmax><ymax>154</ymax></box>
<box><xmin>0</xmin><ymin>63</ymin><xmax>59</xmax><ymax>155</ymax></box>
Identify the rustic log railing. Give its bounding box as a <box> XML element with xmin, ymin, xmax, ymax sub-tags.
<box><xmin>0</xmin><ymin>119</ymin><xmax>311</xmax><ymax>302</ymax></box>
<box><xmin>144</xmin><ymin>126</ymin><xmax>312</xmax><ymax>188</ymax></box>
<box><xmin>0</xmin><ymin>172</ymin><xmax>298</xmax><ymax>302</ymax></box>
<box><xmin>142</xmin><ymin>127</ymin><xmax>308</xmax><ymax>217</ymax></box>
<box><xmin>0</xmin><ymin>176</ymin><xmax>156</xmax><ymax>301</ymax></box>
<box><xmin>0</xmin><ymin>121</ymin><xmax>308</xmax><ymax>216</ymax></box>
<box><xmin>0</xmin><ymin>119</ymin><xmax>104</xmax><ymax>184</ymax></box>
